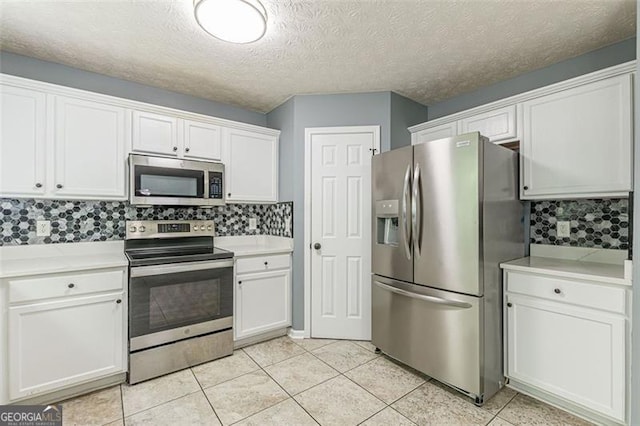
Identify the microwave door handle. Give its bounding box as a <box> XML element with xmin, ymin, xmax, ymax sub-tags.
<box><xmin>401</xmin><ymin>164</ymin><xmax>412</xmax><ymax>260</ymax></box>
<box><xmin>412</xmin><ymin>163</ymin><xmax>421</xmax><ymax>257</ymax></box>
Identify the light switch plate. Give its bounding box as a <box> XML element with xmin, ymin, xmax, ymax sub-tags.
<box><xmin>36</xmin><ymin>220</ymin><xmax>51</xmax><ymax>237</ymax></box>
<box><xmin>557</xmin><ymin>221</ymin><xmax>570</xmax><ymax>238</ymax></box>
<box><xmin>248</xmin><ymin>218</ymin><xmax>257</xmax><ymax>230</ymax></box>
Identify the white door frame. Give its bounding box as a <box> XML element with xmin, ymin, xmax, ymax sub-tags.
<box><xmin>303</xmin><ymin>125</ymin><xmax>381</xmax><ymax>338</ymax></box>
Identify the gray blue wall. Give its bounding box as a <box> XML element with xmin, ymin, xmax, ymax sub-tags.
<box><xmin>631</xmin><ymin>4</ymin><xmax>639</xmax><ymax>424</ymax></box>
<box><xmin>266</xmin><ymin>92</ymin><xmax>427</xmax><ymax>330</ymax></box>
<box><xmin>0</xmin><ymin>51</ymin><xmax>266</xmax><ymax>127</ymax></box>
<box><xmin>390</xmin><ymin>92</ymin><xmax>430</xmax><ymax>150</ymax></box>
<box><xmin>427</xmin><ymin>37</ymin><xmax>636</xmax><ymax>120</ymax></box>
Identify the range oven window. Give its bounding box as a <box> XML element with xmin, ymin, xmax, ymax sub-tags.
<box><xmin>134</xmin><ymin>165</ymin><xmax>205</xmax><ymax>198</ymax></box>
<box><xmin>129</xmin><ymin>265</ymin><xmax>233</xmax><ymax>338</ymax></box>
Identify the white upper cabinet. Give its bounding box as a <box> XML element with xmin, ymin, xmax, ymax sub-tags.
<box><xmin>460</xmin><ymin>105</ymin><xmax>517</xmax><ymax>143</ymax></box>
<box><xmin>521</xmin><ymin>74</ymin><xmax>632</xmax><ymax>199</ymax></box>
<box><xmin>223</xmin><ymin>128</ymin><xmax>278</xmax><ymax>203</ymax></box>
<box><xmin>0</xmin><ymin>81</ymin><xmax>128</xmax><ymax>200</ymax></box>
<box><xmin>183</xmin><ymin>119</ymin><xmax>222</xmax><ymax>161</ymax></box>
<box><xmin>132</xmin><ymin>110</ymin><xmax>179</xmax><ymax>156</ymax></box>
<box><xmin>54</xmin><ymin>96</ymin><xmax>127</xmax><ymax>199</ymax></box>
<box><xmin>412</xmin><ymin>122</ymin><xmax>457</xmax><ymax>145</ymax></box>
<box><xmin>412</xmin><ymin>105</ymin><xmax>517</xmax><ymax>145</ymax></box>
<box><xmin>0</xmin><ymin>86</ymin><xmax>47</xmax><ymax>197</ymax></box>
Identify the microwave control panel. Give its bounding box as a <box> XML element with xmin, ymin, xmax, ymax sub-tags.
<box><xmin>209</xmin><ymin>172</ymin><xmax>224</xmax><ymax>199</ymax></box>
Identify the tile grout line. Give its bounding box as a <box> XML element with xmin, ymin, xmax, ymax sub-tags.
<box><xmin>189</xmin><ymin>366</ymin><xmax>224</xmax><ymax>425</ymax></box>
<box><xmin>119</xmin><ymin>384</ymin><xmax>125</xmax><ymax>425</ymax></box>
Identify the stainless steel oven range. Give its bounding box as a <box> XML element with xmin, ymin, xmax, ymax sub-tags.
<box><xmin>124</xmin><ymin>220</ymin><xmax>234</xmax><ymax>384</ymax></box>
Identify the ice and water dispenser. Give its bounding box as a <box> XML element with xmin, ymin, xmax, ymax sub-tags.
<box><xmin>375</xmin><ymin>200</ymin><xmax>399</xmax><ymax>246</ymax></box>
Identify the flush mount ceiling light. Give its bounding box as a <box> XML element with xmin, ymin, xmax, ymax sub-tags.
<box><xmin>194</xmin><ymin>0</ymin><xmax>267</xmax><ymax>44</ymax></box>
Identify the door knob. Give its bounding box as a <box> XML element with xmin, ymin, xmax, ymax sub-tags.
<box><xmin>314</xmin><ymin>243</ymin><xmax>321</xmax><ymax>250</ymax></box>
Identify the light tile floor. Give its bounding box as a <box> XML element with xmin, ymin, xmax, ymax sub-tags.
<box><xmin>59</xmin><ymin>336</ymin><xmax>594</xmax><ymax>426</ymax></box>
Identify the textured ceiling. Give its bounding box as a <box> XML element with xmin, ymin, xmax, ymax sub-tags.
<box><xmin>0</xmin><ymin>0</ymin><xmax>636</xmax><ymax>113</ymax></box>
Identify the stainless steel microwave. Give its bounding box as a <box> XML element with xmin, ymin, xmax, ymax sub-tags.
<box><xmin>129</xmin><ymin>154</ymin><xmax>225</xmax><ymax>207</ymax></box>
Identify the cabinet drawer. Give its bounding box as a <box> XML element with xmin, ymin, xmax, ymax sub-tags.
<box><xmin>236</xmin><ymin>254</ymin><xmax>290</xmax><ymax>274</ymax></box>
<box><xmin>505</xmin><ymin>272</ymin><xmax>625</xmax><ymax>314</ymax></box>
<box><xmin>9</xmin><ymin>269</ymin><xmax>125</xmax><ymax>304</ymax></box>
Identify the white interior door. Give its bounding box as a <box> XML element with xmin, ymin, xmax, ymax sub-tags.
<box><xmin>307</xmin><ymin>126</ymin><xmax>379</xmax><ymax>340</ymax></box>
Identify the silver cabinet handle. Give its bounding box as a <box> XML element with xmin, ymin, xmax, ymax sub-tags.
<box><xmin>374</xmin><ymin>281</ymin><xmax>472</xmax><ymax>309</ymax></box>
<box><xmin>401</xmin><ymin>164</ymin><xmax>412</xmax><ymax>260</ymax></box>
<box><xmin>411</xmin><ymin>164</ymin><xmax>421</xmax><ymax>257</ymax></box>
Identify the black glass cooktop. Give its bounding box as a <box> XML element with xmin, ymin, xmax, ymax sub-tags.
<box><xmin>125</xmin><ymin>236</ymin><xmax>233</xmax><ymax>267</ymax></box>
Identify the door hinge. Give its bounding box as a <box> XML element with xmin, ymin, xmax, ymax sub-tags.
<box><xmin>369</xmin><ymin>148</ymin><xmax>378</xmax><ymax>155</ymax></box>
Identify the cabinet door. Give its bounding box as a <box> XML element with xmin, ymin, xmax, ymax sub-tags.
<box><xmin>521</xmin><ymin>75</ymin><xmax>632</xmax><ymax>199</ymax></box>
<box><xmin>54</xmin><ymin>96</ymin><xmax>127</xmax><ymax>199</ymax></box>
<box><xmin>183</xmin><ymin>119</ymin><xmax>222</xmax><ymax>161</ymax></box>
<box><xmin>132</xmin><ymin>110</ymin><xmax>179</xmax><ymax>156</ymax></box>
<box><xmin>506</xmin><ymin>294</ymin><xmax>625</xmax><ymax>422</ymax></box>
<box><xmin>460</xmin><ymin>105</ymin><xmax>517</xmax><ymax>143</ymax></box>
<box><xmin>223</xmin><ymin>128</ymin><xmax>278</xmax><ymax>202</ymax></box>
<box><xmin>0</xmin><ymin>85</ymin><xmax>47</xmax><ymax>197</ymax></box>
<box><xmin>8</xmin><ymin>292</ymin><xmax>125</xmax><ymax>400</ymax></box>
<box><xmin>235</xmin><ymin>269</ymin><xmax>291</xmax><ymax>340</ymax></box>
<box><xmin>412</xmin><ymin>122</ymin><xmax>457</xmax><ymax>145</ymax></box>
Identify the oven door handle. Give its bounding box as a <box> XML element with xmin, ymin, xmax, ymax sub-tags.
<box><xmin>130</xmin><ymin>260</ymin><xmax>233</xmax><ymax>277</ymax></box>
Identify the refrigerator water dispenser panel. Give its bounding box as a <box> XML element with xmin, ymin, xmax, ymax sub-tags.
<box><xmin>376</xmin><ymin>200</ymin><xmax>399</xmax><ymax>246</ymax></box>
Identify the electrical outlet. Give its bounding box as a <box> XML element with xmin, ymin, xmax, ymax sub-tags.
<box><xmin>36</xmin><ymin>220</ymin><xmax>51</xmax><ymax>237</ymax></box>
<box><xmin>248</xmin><ymin>218</ymin><xmax>257</xmax><ymax>230</ymax></box>
<box><xmin>557</xmin><ymin>221</ymin><xmax>570</xmax><ymax>238</ymax></box>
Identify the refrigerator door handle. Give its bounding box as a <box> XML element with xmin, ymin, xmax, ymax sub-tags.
<box><xmin>412</xmin><ymin>163</ymin><xmax>422</xmax><ymax>257</ymax></box>
<box><xmin>373</xmin><ymin>280</ymin><xmax>472</xmax><ymax>309</ymax></box>
<box><xmin>401</xmin><ymin>164</ymin><xmax>412</xmax><ymax>260</ymax></box>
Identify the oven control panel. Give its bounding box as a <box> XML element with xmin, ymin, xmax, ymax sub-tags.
<box><xmin>126</xmin><ymin>220</ymin><xmax>215</xmax><ymax>239</ymax></box>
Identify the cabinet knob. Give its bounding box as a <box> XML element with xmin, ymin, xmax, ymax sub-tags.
<box><xmin>264</xmin><ymin>261</ymin><xmax>268</xmax><ymax>266</ymax></box>
<box><xmin>185</xmin><ymin>147</ymin><xmax>190</xmax><ymax>152</ymax></box>
<box><xmin>523</xmin><ymin>185</ymin><xmax>529</xmax><ymax>190</ymax></box>
<box><xmin>554</xmin><ymin>288</ymin><xmax>561</xmax><ymax>294</ymax></box>
<box><xmin>314</xmin><ymin>243</ymin><xmax>322</xmax><ymax>250</ymax></box>
<box><xmin>68</xmin><ymin>283</ymin><xmax>75</xmax><ymax>288</ymax></box>
<box><xmin>173</xmin><ymin>146</ymin><xmax>178</xmax><ymax>151</ymax></box>
<box><xmin>507</xmin><ymin>302</ymin><xmax>512</xmax><ymax>307</ymax></box>
<box><xmin>35</xmin><ymin>183</ymin><xmax>42</xmax><ymax>188</ymax></box>
<box><xmin>116</xmin><ymin>299</ymin><xmax>122</xmax><ymax>304</ymax></box>
<box><xmin>56</xmin><ymin>184</ymin><xmax>63</xmax><ymax>189</ymax></box>
<box><xmin>238</xmin><ymin>281</ymin><xmax>242</xmax><ymax>285</ymax></box>
<box><xmin>228</xmin><ymin>193</ymin><xmax>231</xmax><ymax>197</ymax></box>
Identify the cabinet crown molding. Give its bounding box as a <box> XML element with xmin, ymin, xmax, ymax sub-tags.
<box><xmin>410</xmin><ymin>60</ymin><xmax>636</xmax><ymax>133</ymax></box>
<box><xmin>0</xmin><ymin>73</ymin><xmax>280</xmax><ymax>137</ymax></box>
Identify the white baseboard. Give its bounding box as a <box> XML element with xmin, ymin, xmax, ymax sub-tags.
<box><xmin>288</xmin><ymin>329</ymin><xmax>305</xmax><ymax>339</ymax></box>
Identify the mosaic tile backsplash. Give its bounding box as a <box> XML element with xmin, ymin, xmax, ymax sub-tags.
<box><xmin>0</xmin><ymin>199</ymin><xmax>293</xmax><ymax>246</ymax></box>
<box><xmin>530</xmin><ymin>198</ymin><xmax>629</xmax><ymax>250</ymax></box>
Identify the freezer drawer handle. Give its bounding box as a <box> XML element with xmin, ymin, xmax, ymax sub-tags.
<box><xmin>374</xmin><ymin>281</ymin><xmax>472</xmax><ymax>309</ymax></box>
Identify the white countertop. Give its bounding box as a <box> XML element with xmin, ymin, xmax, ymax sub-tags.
<box><xmin>0</xmin><ymin>241</ymin><xmax>128</xmax><ymax>278</ymax></box>
<box><xmin>215</xmin><ymin>235</ymin><xmax>293</xmax><ymax>257</ymax></box>
<box><xmin>501</xmin><ymin>245</ymin><xmax>632</xmax><ymax>286</ymax></box>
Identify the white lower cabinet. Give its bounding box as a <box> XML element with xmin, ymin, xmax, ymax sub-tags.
<box><xmin>234</xmin><ymin>254</ymin><xmax>291</xmax><ymax>340</ymax></box>
<box><xmin>2</xmin><ymin>268</ymin><xmax>127</xmax><ymax>403</ymax></box>
<box><xmin>504</xmin><ymin>271</ymin><xmax>627</xmax><ymax>424</ymax></box>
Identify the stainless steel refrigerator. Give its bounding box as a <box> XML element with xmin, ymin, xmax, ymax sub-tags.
<box><xmin>371</xmin><ymin>132</ymin><xmax>523</xmax><ymax>405</ymax></box>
